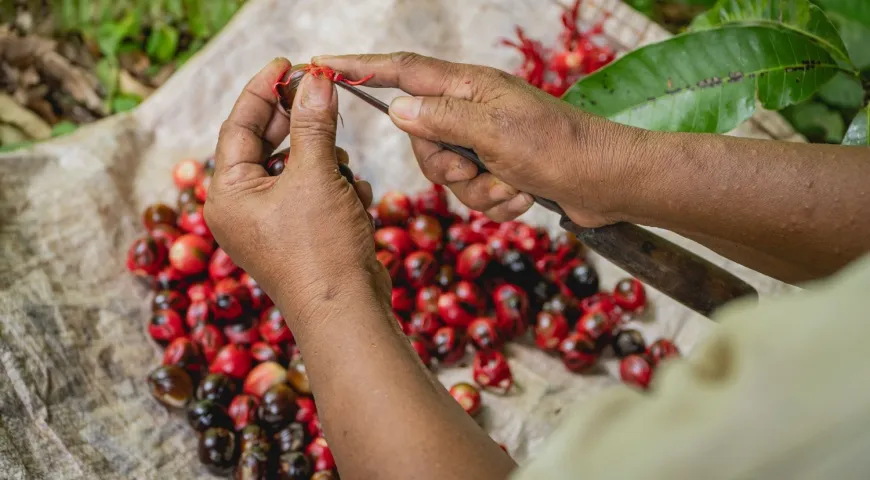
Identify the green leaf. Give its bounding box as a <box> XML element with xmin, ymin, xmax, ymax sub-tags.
<box><xmin>146</xmin><ymin>24</ymin><xmax>180</xmax><ymax>64</ymax></box>
<box><xmin>818</xmin><ymin>72</ymin><xmax>864</xmax><ymax>108</ymax></box>
<box><xmin>781</xmin><ymin>100</ymin><xmax>845</xmax><ymax>142</ymax></box>
<box><xmin>94</xmin><ymin>12</ymin><xmax>140</xmax><ymax>57</ymax></box>
<box><xmin>562</xmin><ymin>25</ymin><xmax>840</xmax><ymax>133</ymax></box>
<box><xmin>625</xmin><ymin>0</ymin><xmax>656</xmax><ymax>17</ymax></box>
<box><xmin>813</xmin><ymin>0</ymin><xmax>870</xmax><ymax>30</ymax></box>
<box><xmin>95</xmin><ymin>57</ymin><xmax>119</xmax><ymax>108</ymax></box>
<box><xmin>184</xmin><ymin>0</ymin><xmax>210</xmax><ymax>38</ymax></box>
<box><xmin>111</xmin><ymin>94</ymin><xmax>142</xmax><ymax>113</ymax></box>
<box><xmin>0</xmin><ymin>141</ymin><xmax>33</xmax><ymax>153</ymax></box>
<box><xmin>817</xmin><ymin>1</ymin><xmax>870</xmax><ymax>69</ymax></box>
<box><xmin>842</xmin><ymin>105</ymin><xmax>869</xmax><ymax>145</ymax></box>
<box><xmin>692</xmin><ymin>0</ymin><xmax>853</xmax><ymax>67</ymax></box>
<box><xmin>50</xmin><ymin>121</ymin><xmax>79</xmax><ymax>137</ymax></box>
<box><xmin>176</xmin><ymin>38</ymin><xmax>205</xmax><ymax>66</ymax></box>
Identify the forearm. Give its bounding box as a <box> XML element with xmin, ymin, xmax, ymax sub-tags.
<box><xmin>616</xmin><ymin>131</ymin><xmax>870</xmax><ymax>283</ymax></box>
<box><xmin>276</xmin><ymin>280</ymin><xmax>515</xmax><ymax>480</ymax></box>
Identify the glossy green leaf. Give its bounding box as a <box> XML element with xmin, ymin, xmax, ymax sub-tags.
<box><xmin>816</xmin><ymin>0</ymin><xmax>870</xmax><ymax>69</ymax></box>
<box><xmin>692</xmin><ymin>0</ymin><xmax>852</xmax><ymax>66</ymax></box>
<box><xmin>50</xmin><ymin>121</ymin><xmax>79</xmax><ymax>137</ymax></box>
<box><xmin>818</xmin><ymin>72</ymin><xmax>864</xmax><ymax>108</ymax></box>
<box><xmin>146</xmin><ymin>24</ymin><xmax>180</xmax><ymax>64</ymax></box>
<box><xmin>842</xmin><ymin>106</ymin><xmax>869</xmax><ymax>145</ymax></box>
<box><xmin>95</xmin><ymin>12</ymin><xmax>140</xmax><ymax>57</ymax></box>
<box><xmin>781</xmin><ymin>100</ymin><xmax>845</xmax><ymax>143</ymax></box>
<box><xmin>95</xmin><ymin>57</ymin><xmax>119</xmax><ymax>109</ymax></box>
<box><xmin>562</xmin><ymin>25</ymin><xmax>840</xmax><ymax>133</ymax></box>
<box><xmin>111</xmin><ymin>94</ymin><xmax>142</xmax><ymax>113</ymax></box>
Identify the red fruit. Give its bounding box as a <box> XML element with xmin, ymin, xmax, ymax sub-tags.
<box><xmin>127</xmin><ymin>235</ymin><xmax>167</xmax><ymax>276</ymax></box>
<box><xmin>151</xmin><ymin>224</ymin><xmax>183</xmax><ymax>256</ymax></box>
<box><xmin>408</xmin><ymin>335</ymin><xmax>432</xmax><ymax>366</ymax></box>
<box><xmin>153</xmin><ymin>266</ymin><xmax>186</xmax><ymax>291</ymax></box>
<box><xmin>259</xmin><ymin>306</ymin><xmax>294</xmax><ymax>345</ymax></box>
<box><xmin>210</xmin><ymin>344</ymin><xmax>253</xmax><ymax>380</ymax></box>
<box><xmin>307</xmin><ymin>437</ymin><xmax>336</xmax><ymax>472</ymax></box>
<box><xmin>407</xmin><ymin>311</ymin><xmax>442</xmax><ymax>338</ymax></box>
<box><xmin>542</xmin><ymin>294</ymin><xmax>580</xmax><ymax>319</ymax></box>
<box><xmin>413</xmin><ymin>184</ymin><xmax>450</xmax><ymax>217</ymax></box>
<box><xmin>472</xmin><ymin>350</ymin><xmax>513</xmax><ymax>393</ymax></box>
<box><xmin>295</xmin><ymin>397</ymin><xmax>317</xmax><ymax>423</ymax></box>
<box><xmin>243</xmin><ymin>361</ymin><xmax>288</xmax><ymax>398</ymax></box>
<box><xmin>415</xmin><ymin>286</ymin><xmax>441</xmax><ymax>314</ymax></box>
<box><xmin>467</xmin><ymin>317</ymin><xmax>502</xmax><ymax>350</ymax></box>
<box><xmin>143</xmin><ymin>203</ymin><xmax>178</xmax><ymax>231</ymax></box>
<box><xmin>535</xmin><ymin>254</ymin><xmax>562</xmax><ymax>282</ymax></box>
<box><xmin>432</xmin><ymin>326</ymin><xmax>467</xmax><ymax>365</ymax></box>
<box><xmin>240</xmin><ymin>273</ymin><xmax>271</xmax><ymax>311</ymax></box>
<box><xmin>191</xmin><ymin>323</ymin><xmax>226</xmax><ymax>363</ymax></box>
<box><xmin>584</xmin><ymin>47</ymin><xmax>615</xmax><ymax>74</ymax></box>
<box><xmin>552</xmin><ymin>232</ymin><xmax>582</xmax><ymax>261</ymax></box>
<box><xmin>224</xmin><ymin>317</ymin><xmax>261</xmax><ymax>345</ymax></box>
<box><xmin>183</xmin><ymin>301</ymin><xmax>210</xmax><ymax>329</ymax></box>
<box><xmin>549</xmin><ymin>50</ymin><xmax>584</xmax><ymax>77</ymax></box>
<box><xmin>513</xmin><ymin>224</ymin><xmax>551</xmax><ymax>260</ymax></box>
<box><xmin>437</xmin><ymin>292</ymin><xmax>474</xmax><ymax>328</ymax></box>
<box><xmin>212</xmin><ymin>278</ymin><xmax>249</xmax><ymax>323</ymax></box>
<box><xmin>469</xmin><ymin>215</ymin><xmax>499</xmax><ymax>237</ymax></box>
<box><xmin>251</xmin><ymin>342</ymin><xmax>286</xmax><ymax>364</ymax></box>
<box><xmin>620</xmin><ymin>354</ymin><xmax>653</xmax><ymax>389</ymax></box>
<box><xmin>407</xmin><ymin>215</ymin><xmax>444</xmax><ymax>252</ymax></box>
<box><xmin>376</xmin><ymin>191</ymin><xmax>413</xmax><ymax>226</ymax></box>
<box><xmin>579</xmin><ymin>292</ymin><xmax>619</xmax><ymax>319</ymax></box>
<box><xmin>148</xmin><ymin>309</ymin><xmax>185</xmax><ymax>345</ymax></box>
<box><xmin>404</xmin><ymin>251</ymin><xmax>438</xmax><ymax>289</ymax></box>
<box><xmin>307</xmin><ymin>413</ymin><xmax>323</xmax><ymax>439</ymax></box>
<box><xmin>453</xmin><ymin>280</ymin><xmax>486</xmax><ymax>314</ymax></box>
<box><xmin>493</xmin><ymin>284</ymin><xmax>529</xmax><ymax>339</ymax></box>
<box><xmin>486</xmin><ymin>233</ymin><xmax>511</xmax><ymax>261</ymax></box>
<box><xmin>559</xmin><ymin>333</ymin><xmax>598</xmax><ymax>372</ymax></box>
<box><xmin>169</xmin><ymin>234</ymin><xmax>213</xmax><ymax>275</ymax></box>
<box><xmin>613</xmin><ymin>278</ymin><xmax>647</xmax><ymax>313</ymax></box>
<box><xmin>163</xmin><ymin>337</ymin><xmax>205</xmax><ymax>377</ymax></box>
<box><xmin>194</xmin><ymin>174</ymin><xmax>211</xmax><ymax>202</ymax></box>
<box><xmin>391</xmin><ymin>287</ymin><xmax>414</xmax><ymax>313</ymax></box>
<box><xmin>374</xmin><ymin>226</ymin><xmax>414</xmax><ymax>257</ymax></box>
<box><xmin>647</xmin><ymin>339</ymin><xmax>680</xmax><ymax>366</ymax></box>
<box><xmin>177</xmin><ymin>203</ymin><xmax>212</xmax><ymax>238</ymax></box>
<box><xmin>534</xmin><ymin>312</ymin><xmax>570</xmax><ymax>351</ymax></box>
<box><xmin>376</xmin><ymin>250</ymin><xmax>402</xmax><ymax>281</ymax></box>
<box><xmin>576</xmin><ymin>309</ymin><xmax>615</xmax><ymax>345</ymax></box>
<box><xmin>449</xmin><ymin>382</ymin><xmax>482</xmax><ymax>417</ymax></box>
<box><xmin>208</xmin><ymin>248</ymin><xmax>239</xmax><ymax>281</ymax></box>
<box><xmin>187</xmin><ymin>281</ymin><xmax>214</xmax><ymax>303</ymax></box>
<box><xmin>456</xmin><ymin>244</ymin><xmax>491</xmax><ymax>280</ymax></box>
<box><xmin>152</xmin><ymin>289</ymin><xmax>190</xmax><ymax>313</ymax></box>
<box><xmin>173</xmin><ymin>159</ymin><xmax>204</xmax><ymax>190</ymax></box>
<box><xmin>445</xmin><ymin>224</ymin><xmax>485</xmax><ymax>257</ymax></box>
<box><xmin>228</xmin><ymin>394</ymin><xmax>260</xmax><ymax>430</ymax></box>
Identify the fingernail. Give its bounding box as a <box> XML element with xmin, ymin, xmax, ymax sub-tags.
<box><xmin>390</xmin><ymin>96</ymin><xmax>422</xmax><ymax>120</ymax></box>
<box><xmin>311</xmin><ymin>55</ymin><xmax>335</xmax><ymax>65</ymax></box>
<box><xmin>490</xmin><ymin>178</ymin><xmax>519</xmax><ymax>202</ymax></box>
<box><xmin>445</xmin><ymin>157</ymin><xmax>474</xmax><ymax>182</ymax></box>
<box><xmin>299</xmin><ymin>74</ymin><xmax>333</xmax><ymax>109</ymax></box>
<box><xmin>507</xmin><ymin>192</ymin><xmax>534</xmax><ymax>213</ymax></box>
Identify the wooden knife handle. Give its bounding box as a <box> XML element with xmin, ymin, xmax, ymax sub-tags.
<box><xmin>560</xmin><ymin>218</ymin><xmax>758</xmax><ymax>317</ymax></box>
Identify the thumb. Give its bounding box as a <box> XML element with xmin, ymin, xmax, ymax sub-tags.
<box><xmin>288</xmin><ymin>73</ymin><xmax>339</xmax><ymax>176</ymax></box>
<box><xmin>388</xmin><ymin>95</ymin><xmax>493</xmax><ymax>148</ymax></box>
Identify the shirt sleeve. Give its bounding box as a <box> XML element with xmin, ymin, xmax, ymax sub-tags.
<box><xmin>510</xmin><ymin>254</ymin><xmax>870</xmax><ymax>480</ymax></box>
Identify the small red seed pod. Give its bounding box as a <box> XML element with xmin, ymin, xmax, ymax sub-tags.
<box><xmin>374</xmin><ymin>226</ymin><xmax>415</xmax><ymax>257</ymax></box>
<box><xmin>449</xmin><ymin>382</ymin><xmax>482</xmax><ymax>417</ymax></box>
<box><xmin>152</xmin><ymin>265</ymin><xmax>186</xmax><ymax>291</ymax></box>
<box><xmin>408</xmin><ymin>335</ymin><xmax>432</xmax><ymax>366</ymax></box>
<box><xmin>163</xmin><ymin>337</ymin><xmax>205</xmax><ymax>379</ymax></box>
<box><xmin>620</xmin><ymin>354</ymin><xmax>653</xmax><ymax>390</ymax></box>
<box><xmin>407</xmin><ymin>214</ymin><xmax>444</xmax><ymax>252</ymax></box>
<box><xmin>240</xmin><ymin>272</ymin><xmax>272</xmax><ymax>311</ymax></box>
<box><xmin>512</xmin><ymin>224</ymin><xmax>551</xmax><ymax>260</ymax></box>
<box><xmin>391</xmin><ymin>286</ymin><xmax>414</xmax><ymax>313</ymax></box>
<box><xmin>469</xmin><ymin>215</ymin><xmax>500</xmax><ymax>237</ymax></box>
<box><xmin>413</xmin><ymin>184</ymin><xmax>450</xmax><ymax>218</ymax></box>
<box><xmin>579</xmin><ymin>292</ymin><xmax>620</xmax><ymax>319</ymax></box>
<box><xmin>142</xmin><ymin>203</ymin><xmax>178</xmax><ymax>231</ymax></box>
<box><xmin>259</xmin><ymin>306</ymin><xmax>294</xmax><ymax>345</ymax></box>
<box><xmin>415</xmin><ymin>286</ymin><xmax>442</xmax><ymax>314</ymax></box>
<box><xmin>407</xmin><ymin>311</ymin><xmax>443</xmax><ymax>339</ymax></box>
<box><xmin>613</xmin><ymin>278</ymin><xmax>647</xmax><ymax>313</ymax></box>
<box><xmin>152</xmin><ymin>289</ymin><xmax>190</xmax><ymax>313</ymax></box>
<box><xmin>467</xmin><ymin>317</ymin><xmax>502</xmax><ymax>350</ymax></box>
<box><xmin>177</xmin><ymin>203</ymin><xmax>212</xmax><ymax>239</ymax></box>
<box><xmin>187</xmin><ymin>280</ymin><xmax>214</xmax><ymax>303</ymax></box>
<box><xmin>456</xmin><ymin>243</ymin><xmax>491</xmax><ymax>280</ymax></box>
<box><xmin>191</xmin><ymin>323</ymin><xmax>226</xmax><ymax>364</ymax></box>
<box><xmin>208</xmin><ymin>247</ymin><xmax>239</xmax><ymax>281</ymax></box>
<box><xmin>486</xmin><ymin>232</ymin><xmax>511</xmax><ymax>261</ymax></box>
<box><xmin>306</xmin><ymin>437</ymin><xmax>336</xmax><ymax>472</ymax></box>
<box><xmin>185</xmin><ymin>300</ymin><xmax>212</xmax><ymax>329</ymax></box>
<box><xmin>295</xmin><ymin>396</ymin><xmax>317</xmax><ymax>424</ymax></box>
<box><xmin>228</xmin><ymin>394</ymin><xmax>261</xmax><ymax>430</ymax></box>
<box><xmin>376</xmin><ymin>250</ymin><xmax>402</xmax><ymax>281</ymax></box>
<box><xmin>376</xmin><ymin>191</ymin><xmax>413</xmax><ymax>226</ymax></box>
<box><xmin>212</xmin><ymin>278</ymin><xmax>249</xmax><ymax>324</ymax></box>
<box><xmin>224</xmin><ymin>317</ymin><xmax>261</xmax><ymax>346</ymax></box>
<box><xmin>127</xmin><ymin>235</ymin><xmax>167</xmax><ymax>276</ymax></box>
<box><xmin>404</xmin><ymin>250</ymin><xmax>438</xmax><ymax>289</ymax></box>
<box><xmin>445</xmin><ymin>223</ymin><xmax>485</xmax><ymax>258</ymax></box>
<box><xmin>493</xmin><ymin>284</ymin><xmax>530</xmax><ymax>339</ymax></box>
<box><xmin>251</xmin><ymin>341</ymin><xmax>286</xmax><ymax>365</ymax></box>
<box><xmin>535</xmin><ymin>254</ymin><xmax>562</xmax><ymax>282</ymax></box>
<box><xmin>472</xmin><ymin>349</ymin><xmax>513</xmax><ymax>394</ymax></box>
<box><xmin>647</xmin><ymin>339</ymin><xmax>681</xmax><ymax>366</ymax></box>
<box><xmin>243</xmin><ymin>361</ymin><xmax>288</xmax><ymax>399</ymax></box>
<box><xmin>168</xmin><ymin>234</ymin><xmax>213</xmax><ymax>275</ymax></box>
<box><xmin>552</xmin><ymin>232</ymin><xmax>583</xmax><ymax>261</ymax></box>
<box><xmin>173</xmin><ymin>158</ymin><xmax>204</xmax><ymax>190</ymax></box>
<box><xmin>194</xmin><ymin>174</ymin><xmax>211</xmax><ymax>203</ymax></box>
<box><xmin>559</xmin><ymin>332</ymin><xmax>599</xmax><ymax>372</ymax></box>
<box><xmin>306</xmin><ymin>413</ymin><xmax>323</xmax><ymax>439</ymax></box>
<box><xmin>542</xmin><ymin>293</ymin><xmax>580</xmax><ymax>320</ymax></box>
<box><xmin>148</xmin><ymin>309</ymin><xmax>186</xmax><ymax>345</ymax></box>
<box><xmin>432</xmin><ymin>326</ymin><xmax>467</xmax><ymax>366</ymax></box>
<box><xmin>453</xmin><ymin>280</ymin><xmax>486</xmax><ymax>315</ymax></box>
<box><xmin>437</xmin><ymin>292</ymin><xmax>474</xmax><ymax>328</ymax></box>
<box><xmin>576</xmin><ymin>309</ymin><xmax>615</xmax><ymax>347</ymax></box>
<box><xmin>210</xmin><ymin>344</ymin><xmax>253</xmax><ymax>380</ymax></box>
<box><xmin>534</xmin><ymin>311</ymin><xmax>570</xmax><ymax>352</ymax></box>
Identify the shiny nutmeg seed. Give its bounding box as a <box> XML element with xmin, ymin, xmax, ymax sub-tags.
<box><xmin>275</xmin><ymin>64</ymin><xmax>308</xmax><ymax>111</ymax></box>
<box><xmin>187</xmin><ymin>399</ymin><xmax>234</xmax><ymax>433</ymax></box>
<box><xmin>198</xmin><ymin>426</ymin><xmax>239</xmax><ymax>475</ymax></box>
<box><xmin>147</xmin><ymin>365</ymin><xmax>194</xmax><ymax>408</ymax></box>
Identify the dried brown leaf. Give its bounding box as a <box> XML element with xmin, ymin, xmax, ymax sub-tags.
<box><xmin>0</xmin><ymin>93</ymin><xmax>52</xmax><ymax>140</ymax></box>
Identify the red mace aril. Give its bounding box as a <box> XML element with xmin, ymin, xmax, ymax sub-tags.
<box><xmin>173</xmin><ymin>158</ymin><xmax>204</xmax><ymax>190</ymax></box>
<box><xmin>493</xmin><ymin>284</ymin><xmax>529</xmax><ymax>338</ymax></box>
<box><xmin>472</xmin><ymin>349</ymin><xmax>513</xmax><ymax>393</ymax></box>
<box><xmin>295</xmin><ymin>396</ymin><xmax>317</xmax><ymax>423</ymax></box>
<box><xmin>549</xmin><ymin>49</ymin><xmax>584</xmax><ymax>77</ymax></box>
<box><xmin>152</xmin><ymin>289</ymin><xmax>190</xmax><ymax>313</ymax></box>
<box><xmin>432</xmin><ymin>326</ymin><xmax>468</xmax><ymax>365</ymax></box>
<box><xmin>576</xmin><ymin>309</ymin><xmax>615</xmax><ymax>347</ymax></box>
<box><xmin>142</xmin><ymin>203</ymin><xmax>178</xmax><ymax>231</ymax></box>
<box><xmin>212</xmin><ymin>278</ymin><xmax>250</xmax><ymax>323</ymax></box>
<box><xmin>542</xmin><ymin>293</ymin><xmax>580</xmax><ymax>319</ymax></box>
<box><xmin>374</xmin><ymin>226</ymin><xmax>415</xmax><ymax>257</ymax></box>
<box><xmin>169</xmin><ymin>234</ymin><xmax>213</xmax><ymax>275</ymax></box>
<box><xmin>467</xmin><ymin>317</ymin><xmax>502</xmax><ymax>350</ymax></box>
<box><xmin>244</xmin><ymin>361</ymin><xmax>288</xmax><ymax>399</ymax></box>
<box><xmin>210</xmin><ymin>344</ymin><xmax>253</xmax><ymax>380</ymax></box>
<box><xmin>445</xmin><ymin>223</ymin><xmax>485</xmax><ymax>257</ymax></box>
<box><xmin>251</xmin><ymin>342</ymin><xmax>286</xmax><ymax>364</ymax></box>
<box><xmin>376</xmin><ymin>250</ymin><xmax>401</xmax><ymax>281</ymax></box>
<box><xmin>449</xmin><ymin>382</ymin><xmax>482</xmax><ymax>417</ymax></box>
<box><xmin>647</xmin><ymin>339</ymin><xmax>680</xmax><ymax>366</ymax></box>
<box><xmin>127</xmin><ymin>235</ymin><xmax>167</xmax><ymax>276</ymax></box>
<box><xmin>552</xmin><ymin>232</ymin><xmax>583</xmax><ymax>261</ymax></box>
<box><xmin>187</xmin><ymin>281</ymin><xmax>214</xmax><ymax>303</ymax></box>
<box><xmin>613</xmin><ymin>278</ymin><xmax>647</xmax><ymax>313</ymax></box>
<box><xmin>559</xmin><ymin>332</ymin><xmax>599</xmax><ymax>372</ymax></box>
<box><xmin>404</xmin><ymin>250</ymin><xmax>438</xmax><ymax>289</ymax></box>
<box><xmin>415</xmin><ymin>286</ymin><xmax>442</xmax><ymax>314</ymax></box>
<box><xmin>535</xmin><ymin>254</ymin><xmax>562</xmax><ymax>282</ymax></box>
<box><xmin>208</xmin><ymin>247</ymin><xmax>238</xmax><ymax>281</ymax></box>
<box><xmin>456</xmin><ymin>243</ymin><xmax>491</xmax><ymax>280</ymax></box>
<box><xmin>469</xmin><ymin>215</ymin><xmax>500</xmax><ymax>237</ymax></box>
<box><xmin>408</xmin><ymin>335</ymin><xmax>432</xmax><ymax>366</ymax></box>
<box><xmin>513</xmin><ymin>224</ymin><xmax>551</xmax><ymax>260</ymax></box>
<box><xmin>407</xmin><ymin>311</ymin><xmax>443</xmax><ymax>338</ymax></box>
<box><xmin>486</xmin><ymin>233</ymin><xmax>511</xmax><ymax>261</ymax></box>
<box><xmin>376</xmin><ymin>191</ymin><xmax>413</xmax><ymax>226</ymax></box>
<box><xmin>194</xmin><ymin>174</ymin><xmax>211</xmax><ymax>203</ymax></box>
<box><xmin>307</xmin><ymin>437</ymin><xmax>336</xmax><ymax>472</ymax></box>
<box><xmin>163</xmin><ymin>337</ymin><xmax>205</xmax><ymax>378</ymax></box>
<box><xmin>391</xmin><ymin>287</ymin><xmax>414</xmax><ymax>313</ymax></box>
<box><xmin>148</xmin><ymin>309</ymin><xmax>186</xmax><ymax>345</ymax></box>
<box><xmin>580</xmin><ymin>292</ymin><xmax>620</xmax><ymax>322</ymax></box>
<box><xmin>437</xmin><ymin>292</ymin><xmax>474</xmax><ymax>328</ymax></box>
<box><xmin>307</xmin><ymin>413</ymin><xmax>323</xmax><ymax>439</ymax></box>
<box><xmin>177</xmin><ymin>203</ymin><xmax>212</xmax><ymax>239</ymax></box>
<box><xmin>191</xmin><ymin>323</ymin><xmax>226</xmax><ymax>363</ymax></box>
<box><xmin>240</xmin><ymin>272</ymin><xmax>271</xmax><ymax>311</ymax></box>
<box><xmin>224</xmin><ymin>317</ymin><xmax>260</xmax><ymax>345</ymax></box>
<box><xmin>534</xmin><ymin>311</ymin><xmax>570</xmax><ymax>351</ymax></box>
<box><xmin>185</xmin><ymin>300</ymin><xmax>212</xmax><ymax>328</ymax></box>
<box><xmin>228</xmin><ymin>394</ymin><xmax>260</xmax><ymax>430</ymax></box>
<box><xmin>453</xmin><ymin>280</ymin><xmax>486</xmax><ymax>314</ymax></box>
<box><xmin>620</xmin><ymin>354</ymin><xmax>653</xmax><ymax>390</ymax></box>
<box><xmin>259</xmin><ymin>306</ymin><xmax>294</xmax><ymax>345</ymax></box>
<box><xmin>150</xmin><ymin>224</ymin><xmax>182</xmax><ymax>253</ymax></box>
<box><xmin>413</xmin><ymin>184</ymin><xmax>449</xmax><ymax>218</ymax></box>
<box><xmin>408</xmin><ymin>214</ymin><xmax>444</xmax><ymax>252</ymax></box>
<box><xmin>152</xmin><ymin>265</ymin><xmax>186</xmax><ymax>291</ymax></box>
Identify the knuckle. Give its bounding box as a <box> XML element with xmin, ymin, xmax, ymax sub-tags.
<box><xmin>391</xmin><ymin>51</ymin><xmax>424</xmax><ymax>69</ymax></box>
<box><xmin>291</xmin><ymin>117</ymin><xmax>337</xmax><ymax>143</ymax></box>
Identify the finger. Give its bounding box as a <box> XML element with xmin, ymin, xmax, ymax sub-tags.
<box><xmin>286</xmin><ymin>73</ymin><xmax>340</xmax><ymax>178</ymax></box>
<box><xmin>448</xmin><ymin>173</ymin><xmax>521</xmax><ymax>213</ymax></box>
<box><xmin>484</xmin><ymin>193</ymin><xmax>535</xmax><ymax>222</ymax></box>
<box><xmin>391</xmin><ymin>95</ymin><xmax>496</xmax><ymax>149</ymax></box>
<box><xmin>215</xmin><ymin>58</ymin><xmax>292</xmax><ymax>186</ymax></box>
<box><xmin>355</xmin><ymin>180</ymin><xmax>374</xmax><ymax>209</ymax></box>
<box><xmin>409</xmin><ymin>136</ymin><xmax>477</xmax><ymax>184</ymax></box>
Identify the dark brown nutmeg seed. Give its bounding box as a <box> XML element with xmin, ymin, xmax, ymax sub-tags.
<box><xmin>275</xmin><ymin>64</ymin><xmax>308</xmax><ymax>112</ymax></box>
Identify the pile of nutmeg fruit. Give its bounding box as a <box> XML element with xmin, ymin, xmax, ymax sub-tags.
<box><xmin>127</xmin><ymin>149</ymin><xmax>679</xmax><ymax>478</ymax></box>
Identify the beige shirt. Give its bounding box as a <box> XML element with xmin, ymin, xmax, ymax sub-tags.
<box><xmin>512</xmin><ymin>254</ymin><xmax>870</xmax><ymax>479</ymax></box>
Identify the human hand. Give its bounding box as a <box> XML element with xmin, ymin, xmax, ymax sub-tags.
<box><xmin>314</xmin><ymin>52</ymin><xmax>646</xmax><ymax>227</ymax></box>
<box><xmin>204</xmin><ymin>58</ymin><xmax>389</xmax><ymax>328</ymax></box>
